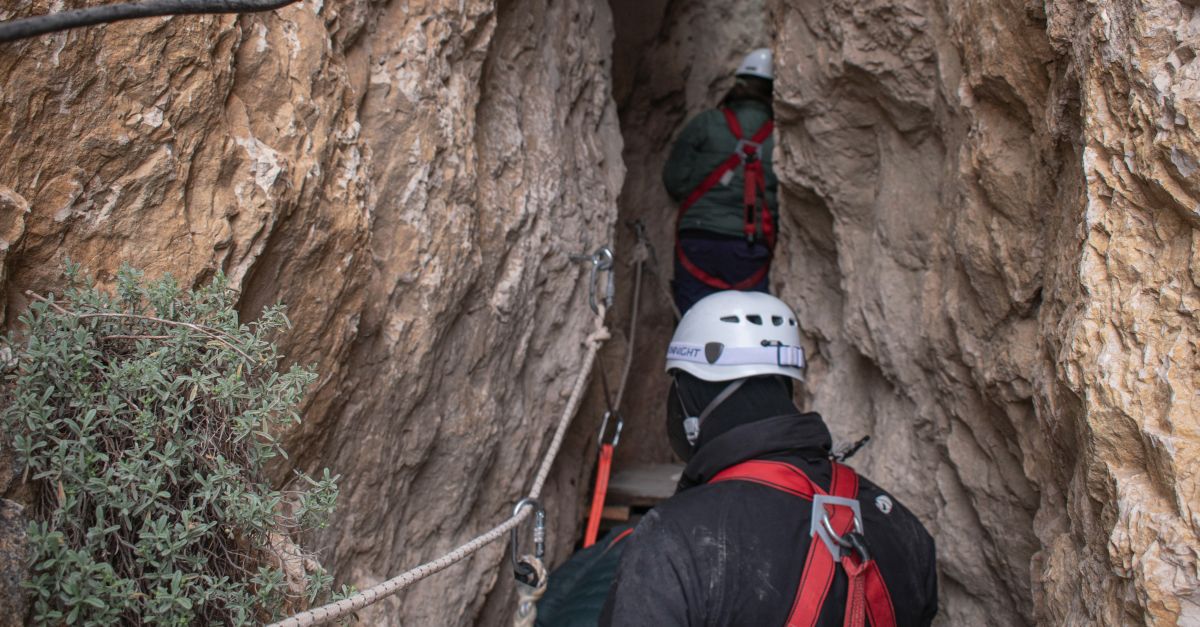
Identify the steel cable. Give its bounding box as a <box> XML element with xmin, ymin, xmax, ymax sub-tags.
<box><xmin>614</xmin><ymin>245</ymin><xmax>644</xmax><ymax>410</ymax></box>
<box><xmin>0</xmin><ymin>0</ymin><xmax>301</xmax><ymax>44</ymax></box>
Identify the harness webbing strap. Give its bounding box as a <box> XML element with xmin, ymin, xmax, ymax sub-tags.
<box><xmin>583</xmin><ymin>442</ymin><xmax>614</xmax><ymax>548</ymax></box>
<box><xmin>841</xmin><ymin>556</ymin><xmax>869</xmax><ymax>627</ymax></box>
<box><xmin>675</xmin><ymin>107</ymin><xmax>775</xmax><ymax>291</ymax></box>
<box><xmin>722</xmin><ymin>108</ymin><xmax>776</xmax><ymax>246</ymax></box>
<box><xmin>788</xmin><ymin>462</ymin><xmax>856</xmax><ymax>627</ymax></box>
<box><xmin>708</xmin><ymin>460</ymin><xmax>896</xmax><ymax>627</ymax></box>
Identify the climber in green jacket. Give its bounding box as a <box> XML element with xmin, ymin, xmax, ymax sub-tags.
<box><xmin>665</xmin><ymin>48</ymin><xmax>780</xmax><ymax>313</ymax></box>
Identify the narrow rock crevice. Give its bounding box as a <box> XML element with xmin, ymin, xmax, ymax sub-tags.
<box><xmin>1</xmin><ymin>0</ymin><xmax>1198</xmax><ymax>625</ymax></box>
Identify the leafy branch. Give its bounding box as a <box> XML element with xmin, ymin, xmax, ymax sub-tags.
<box><xmin>3</xmin><ymin>264</ymin><xmax>343</xmax><ymax>625</ymax></box>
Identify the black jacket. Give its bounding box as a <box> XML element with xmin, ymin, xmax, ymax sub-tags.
<box><xmin>599</xmin><ymin>413</ymin><xmax>937</xmax><ymax>626</ymax></box>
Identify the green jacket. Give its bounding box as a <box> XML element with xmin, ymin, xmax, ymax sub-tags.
<box><xmin>663</xmin><ymin>99</ymin><xmax>778</xmax><ymax>239</ymax></box>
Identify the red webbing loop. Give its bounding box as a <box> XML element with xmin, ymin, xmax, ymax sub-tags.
<box><xmin>862</xmin><ymin>560</ymin><xmax>897</xmax><ymax>627</ymax></box>
<box><xmin>582</xmin><ymin>443</ymin><xmax>614</xmax><ymax>548</ymax></box>
<box><xmin>675</xmin><ymin>243</ymin><xmax>771</xmax><ymax>290</ymax></box>
<box><xmin>841</xmin><ymin>556</ymin><xmax>869</xmax><ymax>627</ymax></box>
<box><xmin>674</xmin><ymin>108</ymin><xmax>776</xmax><ymax>291</ymax></box>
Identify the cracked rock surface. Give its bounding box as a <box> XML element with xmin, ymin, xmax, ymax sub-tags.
<box><xmin>0</xmin><ymin>0</ymin><xmax>622</xmax><ymax>623</ymax></box>
<box><xmin>2</xmin><ymin>0</ymin><xmax>1199</xmax><ymax>624</ymax></box>
<box><xmin>772</xmin><ymin>0</ymin><xmax>1200</xmax><ymax>624</ymax></box>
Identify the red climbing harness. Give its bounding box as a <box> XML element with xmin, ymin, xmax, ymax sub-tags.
<box><xmin>675</xmin><ymin>107</ymin><xmax>776</xmax><ymax>290</ymax></box>
<box><xmin>709</xmin><ymin>460</ymin><xmax>897</xmax><ymax>627</ymax></box>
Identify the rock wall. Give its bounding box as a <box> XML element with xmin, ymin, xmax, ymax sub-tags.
<box><xmin>0</xmin><ymin>0</ymin><xmax>623</xmax><ymax>623</ymax></box>
<box><xmin>2</xmin><ymin>0</ymin><xmax>1199</xmax><ymax>623</ymax></box>
<box><xmin>771</xmin><ymin>0</ymin><xmax>1199</xmax><ymax>624</ymax></box>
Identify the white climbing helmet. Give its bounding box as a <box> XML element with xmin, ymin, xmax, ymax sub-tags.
<box><xmin>665</xmin><ymin>291</ymin><xmax>805</xmax><ymax>382</ymax></box>
<box><xmin>735</xmin><ymin>48</ymin><xmax>774</xmax><ymax>81</ymax></box>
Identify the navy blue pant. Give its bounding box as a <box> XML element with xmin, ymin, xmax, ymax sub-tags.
<box><xmin>673</xmin><ymin>234</ymin><xmax>771</xmax><ymax>314</ymax></box>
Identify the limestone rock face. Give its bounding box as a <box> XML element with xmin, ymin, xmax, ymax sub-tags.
<box><xmin>771</xmin><ymin>0</ymin><xmax>1199</xmax><ymax>624</ymax></box>
<box><xmin>2</xmin><ymin>0</ymin><xmax>1198</xmax><ymax>623</ymax></box>
<box><xmin>0</xmin><ymin>0</ymin><xmax>622</xmax><ymax>624</ymax></box>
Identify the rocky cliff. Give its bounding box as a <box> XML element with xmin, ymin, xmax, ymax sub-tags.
<box><xmin>1</xmin><ymin>0</ymin><xmax>1198</xmax><ymax>624</ymax></box>
<box><xmin>604</xmin><ymin>0</ymin><xmax>1198</xmax><ymax>624</ymax></box>
<box><xmin>0</xmin><ymin>0</ymin><xmax>622</xmax><ymax>623</ymax></box>
<box><xmin>770</xmin><ymin>0</ymin><xmax>1199</xmax><ymax>624</ymax></box>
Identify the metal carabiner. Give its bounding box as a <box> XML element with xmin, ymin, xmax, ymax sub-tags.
<box><xmin>819</xmin><ymin>516</ymin><xmax>872</xmax><ymax>563</ymax></box>
<box><xmin>844</xmin><ymin>531</ymin><xmax>872</xmax><ymax>563</ymax></box>
<box><xmin>571</xmin><ymin>245</ymin><xmax>616</xmax><ymax>315</ymax></box>
<box><xmin>511</xmin><ymin>498</ymin><xmax>545</xmax><ymax>586</ymax></box>
<box><xmin>597</xmin><ymin>410</ymin><xmax>624</xmax><ymax>448</ymax></box>
<box><xmin>589</xmin><ymin>246</ymin><xmax>615</xmax><ymax>315</ymax></box>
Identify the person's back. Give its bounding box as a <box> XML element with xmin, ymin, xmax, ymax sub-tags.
<box><xmin>663</xmin><ymin>100</ymin><xmax>779</xmax><ymax>237</ymax></box>
<box><xmin>600</xmin><ymin>414</ymin><xmax>937</xmax><ymax>626</ymax></box>
<box><xmin>600</xmin><ymin>292</ymin><xmax>938</xmax><ymax>625</ymax></box>
<box><xmin>665</xmin><ymin>49</ymin><xmax>781</xmax><ymax>314</ymax></box>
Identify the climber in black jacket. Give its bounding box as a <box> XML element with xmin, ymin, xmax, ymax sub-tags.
<box><xmin>600</xmin><ymin>291</ymin><xmax>937</xmax><ymax>626</ymax></box>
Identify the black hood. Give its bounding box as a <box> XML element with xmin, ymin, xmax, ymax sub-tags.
<box><xmin>677</xmin><ymin>411</ymin><xmax>833</xmax><ymax>491</ymax></box>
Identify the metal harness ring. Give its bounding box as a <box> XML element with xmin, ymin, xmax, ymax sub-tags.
<box><xmin>821</xmin><ymin>513</ymin><xmax>864</xmax><ymax>547</ymax></box>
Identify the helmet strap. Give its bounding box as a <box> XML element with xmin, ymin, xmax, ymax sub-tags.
<box><xmin>676</xmin><ymin>377</ymin><xmax>748</xmax><ymax>447</ymax></box>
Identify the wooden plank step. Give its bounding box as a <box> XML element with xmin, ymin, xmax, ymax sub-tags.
<box><xmin>606</xmin><ymin>463</ymin><xmax>685</xmax><ymax>507</ymax></box>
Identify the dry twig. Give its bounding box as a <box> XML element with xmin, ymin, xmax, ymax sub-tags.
<box><xmin>25</xmin><ymin>290</ymin><xmax>258</xmax><ymax>367</ymax></box>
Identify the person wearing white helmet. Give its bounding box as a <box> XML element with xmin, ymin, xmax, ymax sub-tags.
<box><xmin>663</xmin><ymin>49</ymin><xmax>781</xmax><ymax>314</ymax></box>
<box><xmin>600</xmin><ymin>292</ymin><xmax>938</xmax><ymax>627</ymax></box>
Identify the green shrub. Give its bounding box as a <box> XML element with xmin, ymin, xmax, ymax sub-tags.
<box><xmin>2</xmin><ymin>263</ymin><xmax>341</xmax><ymax>625</ymax></box>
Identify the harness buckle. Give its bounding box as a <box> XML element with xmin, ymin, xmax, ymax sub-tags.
<box><xmin>762</xmin><ymin>343</ymin><xmax>806</xmax><ymax>369</ymax></box>
<box><xmin>774</xmin><ymin>344</ymin><xmax>805</xmax><ymax>368</ymax></box>
<box><xmin>810</xmin><ymin>494</ymin><xmax>863</xmax><ymax>559</ymax></box>
<box><xmin>735</xmin><ymin>138</ymin><xmax>762</xmax><ymax>162</ymax></box>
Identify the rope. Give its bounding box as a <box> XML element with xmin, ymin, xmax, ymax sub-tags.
<box><xmin>0</xmin><ymin>0</ymin><xmax>301</xmax><ymax>44</ymax></box>
<box><xmin>512</xmin><ymin>556</ymin><xmax>548</xmax><ymax>627</ymax></box>
<box><xmin>269</xmin><ymin>305</ymin><xmax>610</xmax><ymax>627</ymax></box>
<box><xmin>595</xmin><ymin>338</ymin><xmax>618</xmax><ymax>419</ymax></box>
<box><xmin>613</xmin><ymin>245</ymin><xmax>644</xmax><ymax>410</ymax></box>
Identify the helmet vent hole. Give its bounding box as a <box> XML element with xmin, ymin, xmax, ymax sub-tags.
<box><xmin>720</xmin><ymin>316</ymin><xmax>740</xmax><ymax>323</ymax></box>
<box><xmin>746</xmin><ymin>315</ymin><xmax>763</xmax><ymax>325</ymax></box>
<box><xmin>789</xmin><ymin>318</ymin><xmax>796</xmax><ymax>326</ymax></box>
<box><xmin>772</xmin><ymin>316</ymin><xmax>783</xmax><ymax>326</ymax></box>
